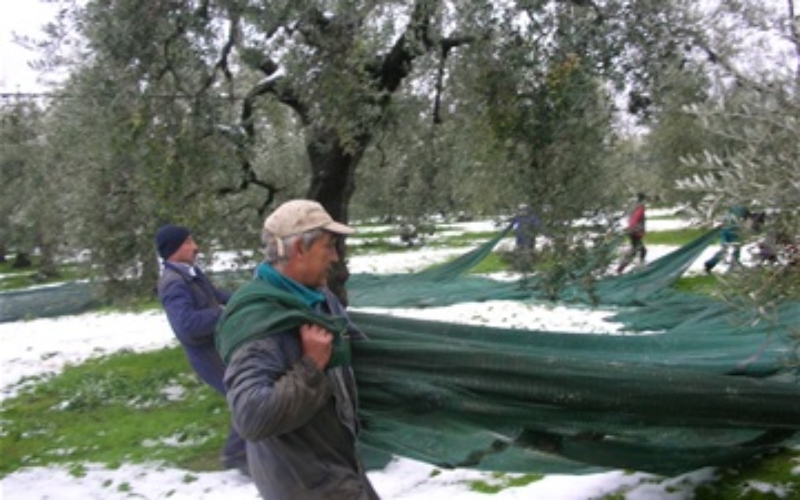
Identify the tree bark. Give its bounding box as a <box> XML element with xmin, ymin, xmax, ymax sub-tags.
<box><xmin>305</xmin><ymin>126</ymin><xmax>368</xmax><ymax>305</ymax></box>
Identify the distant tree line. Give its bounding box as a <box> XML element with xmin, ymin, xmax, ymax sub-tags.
<box><xmin>0</xmin><ymin>0</ymin><xmax>797</xmax><ymax>303</ymax></box>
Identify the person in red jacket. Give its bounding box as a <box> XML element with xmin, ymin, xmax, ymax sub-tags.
<box><xmin>617</xmin><ymin>193</ymin><xmax>647</xmax><ymax>274</ymax></box>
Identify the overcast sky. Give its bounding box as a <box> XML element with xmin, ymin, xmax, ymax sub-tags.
<box><xmin>1</xmin><ymin>0</ymin><xmax>797</xmax><ymax>94</ymax></box>
<box><xmin>0</xmin><ymin>1</ymin><xmax>63</xmax><ymax>93</ymax></box>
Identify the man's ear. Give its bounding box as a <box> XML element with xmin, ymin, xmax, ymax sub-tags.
<box><xmin>291</xmin><ymin>237</ymin><xmax>306</xmax><ymax>257</ymax></box>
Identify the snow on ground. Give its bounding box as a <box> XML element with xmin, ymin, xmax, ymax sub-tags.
<box><xmin>0</xmin><ymin>311</ymin><xmax>174</xmax><ymax>401</ymax></box>
<box><xmin>0</xmin><ymin>455</ymin><xmax>718</xmax><ymax>500</ymax></box>
<box><xmin>349</xmin><ymin>247</ymin><xmax>471</xmax><ymax>274</ymax></box>
<box><xmin>0</xmin><ymin>311</ymin><xmax>716</xmax><ymax>500</ymax></box>
<box><xmin>354</xmin><ymin>301</ymin><xmax>624</xmax><ymax>334</ymax></box>
<box><xmin>0</xmin><ymin>301</ymin><xmax>625</xmax><ymax>404</ymax></box>
<box><xmin>0</xmin><ymin>215</ymin><xmax>739</xmax><ymax>499</ymax></box>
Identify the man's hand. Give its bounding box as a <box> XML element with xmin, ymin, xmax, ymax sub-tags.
<box><xmin>300</xmin><ymin>324</ymin><xmax>334</xmax><ymax>370</ymax></box>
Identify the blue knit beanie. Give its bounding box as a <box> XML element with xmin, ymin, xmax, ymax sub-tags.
<box><xmin>155</xmin><ymin>224</ymin><xmax>191</xmax><ymax>260</ymax></box>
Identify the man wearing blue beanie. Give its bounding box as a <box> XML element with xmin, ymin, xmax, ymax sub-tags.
<box><xmin>155</xmin><ymin>224</ymin><xmax>248</xmax><ymax>474</ymax></box>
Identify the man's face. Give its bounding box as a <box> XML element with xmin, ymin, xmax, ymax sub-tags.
<box><xmin>295</xmin><ymin>232</ymin><xmax>339</xmax><ymax>289</ymax></box>
<box><xmin>169</xmin><ymin>236</ymin><xmax>198</xmax><ymax>265</ymax></box>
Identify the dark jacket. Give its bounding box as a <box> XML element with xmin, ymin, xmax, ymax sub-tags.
<box><xmin>220</xmin><ymin>283</ymin><xmax>378</xmax><ymax>500</ymax></box>
<box><xmin>157</xmin><ymin>262</ymin><xmax>231</xmax><ymax>393</ymax></box>
<box><xmin>511</xmin><ymin>213</ymin><xmax>542</xmax><ymax>249</ymax></box>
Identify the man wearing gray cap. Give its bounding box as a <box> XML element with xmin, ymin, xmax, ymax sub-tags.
<box><xmin>216</xmin><ymin>199</ymin><xmax>379</xmax><ymax>499</ymax></box>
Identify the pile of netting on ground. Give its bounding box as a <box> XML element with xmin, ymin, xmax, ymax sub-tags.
<box><xmin>348</xmin><ymin>228</ymin><xmax>800</xmax><ymax>476</ymax></box>
<box><xmin>0</xmin><ymin>271</ymin><xmax>248</xmax><ymax>323</ymax></box>
<box><xmin>0</xmin><ymin>282</ymin><xmax>99</xmax><ymax>323</ymax></box>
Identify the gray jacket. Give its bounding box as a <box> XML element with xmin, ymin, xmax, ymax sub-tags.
<box><xmin>223</xmin><ymin>291</ymin><xmax>379</xmax><ymax>500</ymax></box>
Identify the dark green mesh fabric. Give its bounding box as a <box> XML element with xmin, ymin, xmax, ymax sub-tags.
<box><xmin>2</xmin><ymin>228</ymin><xmax>798</xmax><ymax>476</ymax></box>
<box><xmin>347</xmin><ymin>227</ymin><xmax>721</xmax><ymax>309</ymax></box>
<box><xmin>347</xmin><ymin>228</ymin><xmax>800</xmax><ymax>475</ymax></box>
<box><xmin>347</xmin><ymin>227</ymin><xmax>532</xmax><ymax>309</ymax></box>
<box><xmin>561</xmin><ymin>228</ymin><xmax>721</xmax><ymax>305</ymax></box>
<box><xmin>0</xmin><ymin>282</ymin><xmax>99</xmax><ymax>322</ymax></box>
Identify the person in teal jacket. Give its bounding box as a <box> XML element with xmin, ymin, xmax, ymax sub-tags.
<box><xmin>217</xmin><ymin>200</ymin><xmax>379</xmax><ymax>500</ymax></box>
<box><xmin>704</xmin><ymin>205</ymin><xmax>751</xmax><ymax>273</ymax></box>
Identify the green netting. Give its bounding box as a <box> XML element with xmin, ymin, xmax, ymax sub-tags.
<box><xmin>347</xmin><ymin>227</ymin><xmax>532</xmax><ymax>308</ymax></box>
<box><xmin>561</xmin><ymin>228</ymin><xmax>721</xmax><ymax>305</ymax></box>
<box><xmin>347</xmin><ymin>227</ymin><xmax>721</xmax><ymax>309</ymax></box>
<box><xmin>413</xmin><ymin>227</ymin><xmax>514</xmax><ymax>282</ymax></box>
<box><xmin>346</xmin><ymin>228</ymin><xmax>800</xmax><ymax>475</ymax></box>
<box><xmin>2</xmin><ymin>228</ymin><xmax>798</xmax><ymax>476</ymax></box>
<box><xmin>350</xmin><ymin>304</ymin><xmax>799</xmax><ymax>475</ymax></box>
<box><xmin>0</xmin><ymin>282</ymin><xmax>99</xmax><ymax>323</ymax></box>
<box><xmin>0</xmin><ymin>271</ymin><xmax>247</xmax><ymax>324</ymax></box>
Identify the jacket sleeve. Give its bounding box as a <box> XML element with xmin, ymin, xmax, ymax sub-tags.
<box><xmin>224</xmin><ymin>333</ymin><xmax>333</xmax><ymax>440</ymax></box>
<box><xmin>628</xmin><ymin>205</ymin><xmax>645</xmax><ymax>232</ymax></box>
<box><xmin>160</xmin><ymin>278</ymin><xmax>223</xmax><ymax>346</ymax></box>
<box><xmin>214</xmin><ymin>287</ymin><xmax>233</xmax><ymax>305</ymax></box>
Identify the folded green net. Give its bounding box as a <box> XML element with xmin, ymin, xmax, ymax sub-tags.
<box><xmin>348</xmin><ymin>229</ymin><xmax>799</xmax><ymax>475</ymax></box>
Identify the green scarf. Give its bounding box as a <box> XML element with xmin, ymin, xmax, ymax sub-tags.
<box><xmin>256</xmin><ymin>262</ymin><xmax>325</xmax><ymax>307</ymax></box>
<box><xmin>215</xmin><ymin>273</ymin><xmax>350</xmax><ymax>367</ymax></box>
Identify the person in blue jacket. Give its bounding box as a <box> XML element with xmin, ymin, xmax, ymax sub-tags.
<box><xmin>155</xmin><ymin>224</ymin><xmax>247</xmax><ymax>474</ymax></box>
<box><xmin>511</xmin><ymin>204</ymin><xmax>542</xmax><ymax>252</ymax></box>
<box><xmin>704</xmin><ymin>205</ymin><xmax>751</xmax><ymax>273</ymax></box>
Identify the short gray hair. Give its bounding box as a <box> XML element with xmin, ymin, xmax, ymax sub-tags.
<box><xmin>262</xmin><ymin>228</ymin><xmax>325</xmax><ymax>264</ymax></box>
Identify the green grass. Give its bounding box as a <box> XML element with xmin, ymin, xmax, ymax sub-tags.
<box><xmin>468</xmin><ymin>472</ymin><xmax>545</xmax><ymax>493</ymax></box>
<box><xmin>671</xmin><ymin>274</ymin><xmax>722</xmax><ymax>297</ymax></box>
<box><xmin>429</xmin><ymin>231</ymin><xmax>502</xmax><ymax>248</ymax></box>
<box><xmin>0</xmin><ymin>347</ymin><xmax>230</xmax><ymax>477</ymax></box>
<box><xmin>467</xmin><ymin>252</ymin><xmax>508</xmax><ymax>274</ymax></box>
<box><xmin>645</xmin><ymin>228</ymin><xmax>708</xmax><ymax>246</ymax></box>
<box><xmin>0</xmin><ymin>259</ymin><xmax>90</xmax><ymax>292</ymax></box>
<box><xmin>693</xmin><ymin>450</ymin><xmax>800</xmax><ymax>499</ymax></box>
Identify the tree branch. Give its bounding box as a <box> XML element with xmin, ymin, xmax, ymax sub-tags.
<box><xmin>431</xmin><ymin>36</ymin><xmax>476</xmax><ymax>123</ymax></box>
<box><xmin>371</xmin><ymin>0</ymin><xmax>476</xmax><ymax>115</ymax></box>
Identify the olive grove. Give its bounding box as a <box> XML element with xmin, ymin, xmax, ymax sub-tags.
<box><xmin>1</xmin><ymin>0</ymin><xmax>797</xmax><ymax>298</ymax></box>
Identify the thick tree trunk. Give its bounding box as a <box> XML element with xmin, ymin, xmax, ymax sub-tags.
<box><xmin>37</xmin><ymin>242</ymin><xmax>60</xmax><ymax>280</ymax></box>
<box><xmin>305</xmin><ymin>128</ymin><xmax>368</xmax><ymax>306</ymax></box>
<box><xmin>11</xmin><ymin>252</ymin><xmax>32</xmax><ymax>269</ymax></box>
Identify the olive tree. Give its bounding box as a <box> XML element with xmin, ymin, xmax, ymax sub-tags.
<box><xmin>26</xmin><ymin>0</ymin><xmax>790</xmax><ymax>298</ymax></box>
